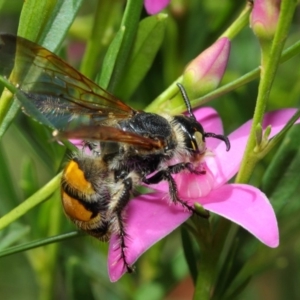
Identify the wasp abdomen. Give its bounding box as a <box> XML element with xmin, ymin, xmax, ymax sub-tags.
<box><xmin>61</xmin><ymin>158</ymin><xmax>112</xmax><ymax>240</ymax></box>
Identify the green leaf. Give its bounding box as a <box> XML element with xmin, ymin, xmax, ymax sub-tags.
<box><xmin>116</xmin><ymin>14</ymin><xmax>167</xmax><ymax>100</ymax></box>
<box><xmin>223</xmin><ymin>277</ymin><xmax>252</xmax><ymax>300</ymax></box>
<box><xmin>0</xmin><ymin>0</ymin><xmax>83</xmax><ymax>139</ymax></box>
<box><xmin>38</xmin><ymin>0</ymin><xmax>83</xmax><ymax>52</ymax></box>
<box><xmin>0</xmin><ymin>224</ymin><xmax>30</xmax><ymax>250</ymax></box>
<box><xmin>80</xmin><ymin>0</ymin><xmax>123</xmax><ymax>79</ymax></box>
<box><xmin>0</xmin><ymin>0</ymin><xmax>7</xmax><ymax>11</ymax></box>
<box><xmin>97</xmin><ymin>27</ymin><xmax>126</xmax><ymax>89</ymax></box>
<box><xmin>0</xmin><ymin>142</ymin><xmax>20</xmax><ymax>212</ymax></box>
<box><xmin>181</xmin><ymin>226</ymin><xmax>198</xmax><ymax>284</ymax></box>
<box><xmin>18</xmin><ymin>0</ymin><xmax>57</xmax><ymax>42</ymax></box>
<box><xmin>20</xmin><ymin>156</ymin><xmax>40</xmax><ymax>199</ymax></box>
<box><xmin>0</xmin><ymin>76</ymin><xmax>55</xmax><ymax>129</ymax></box>
<box><xmin>107</xmin><ymin>0</ymin><xmax>144</xmax><ymax>93</ymax></box>
<box><xmin>213</xmin><ymin>237</ymin><xmax>241</xmax><ymax>299</ymax></box>
<box><xmin>0</xmin><ymin>231</ymin><xmax>80</xmax><ymax>257</ymax></box>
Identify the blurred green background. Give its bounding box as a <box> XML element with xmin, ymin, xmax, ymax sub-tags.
<box><xmin>0</xmin><ymin>0</ymin><xmax>300</xmax><ymax>299</ymax></box>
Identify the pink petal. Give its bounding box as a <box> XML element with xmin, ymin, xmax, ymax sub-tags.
<box><xmin>200</xmin><ymin>184</ymin><xmax>279</xmax><ymax>248</ymax></box>
<box><xmin>144</xmin><ymin>0</ymin><xmax>170</xmax><ymax>15</ymax></box>
<box><xmin>108</xmin><ymin>192</ymin><xmax>191</xmax><ymax>282</ymax></box>
<box><xmin>108</xmin><ymin>182</ymin><xmax>279</xmax><ymax>281</ymax></box>
<box><xmin>207</xmin><ymin>108</ymin><xmax>299</xmax><ymax>188</ymax></box>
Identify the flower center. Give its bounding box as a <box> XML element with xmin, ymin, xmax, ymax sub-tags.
<box><xmin>176</xmin><ymin>162</ymin><xmax>215</xmax><ymax>199</ymax></box>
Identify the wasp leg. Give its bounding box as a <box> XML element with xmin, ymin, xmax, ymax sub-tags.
<box><xmin>113</xmin><ymin>176</ymin><xmax>134</xmax><ymax>273</ymax></box>
<box><xmin>144</xmin><ymin>163</ymin><xmax>209</xmax><ymax>218</ymax></box>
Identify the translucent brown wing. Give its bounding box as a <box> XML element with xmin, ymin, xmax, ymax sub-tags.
<box><xmin>54</xmin><ymin>125</ymin><xmax>165</xmax><ymax>151</ymax></box>
<box><xmin>0</xmin><ymin>34</ymin><xmax>135</xmax><ymax>130</ymax></box>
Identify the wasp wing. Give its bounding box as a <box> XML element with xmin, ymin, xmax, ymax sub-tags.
<box><xmin>0</xmin><ymin>34</ymin><xmax>135</xmax><ymax>130</ymax></box>
<box><xmin>54</xmin><ymin>125</ymin><xmax>165</xmax><ymax>151</ymax></box>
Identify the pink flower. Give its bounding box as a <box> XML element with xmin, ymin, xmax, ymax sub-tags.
<box><xmin>250</xmin><ymin>0</ymin><xmax>281</xmax><ymax>40</ymax></box>
<box><xmin>108</xmin><ymin>107</ymin><xmax>299</xmax><ymax>282</ymax></box>
<box><xmin>183</xmin><ymin>38</ymin><xmax>231</xmax><ymax>97</ymax></box>
<box><xmin>144</xmin><ymin>0</ymin><xmax>170</xmax><ymax>15</ymax></box>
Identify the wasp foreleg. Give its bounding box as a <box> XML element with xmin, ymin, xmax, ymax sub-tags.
<box><xmin>144</xmin><ymin>164</ymin><xmax>209</xmax><ymax>218</ymax></box>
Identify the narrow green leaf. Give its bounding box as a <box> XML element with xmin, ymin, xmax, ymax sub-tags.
<box><xmin>0</xmin><ymin>142</ymin><xmax>19</xmax><ymax>212</ymax></box>
<box><xmin>0</xmin><ymin>0</ymin><xmax>7</xmax><ymax>11</ymax></box>
<box><xmin>213</xmin><ymin>237</ymin><xmax>240</xmax><ymax>299</ymax></box>
<box><xmin>0</xmin><ymin>0</ymin><xmax>83</xmax><ymax>139</ymax></box>
<box><xmin>116</xmin><ymin>13</ymin><xmax>167</xmax><ymax>100</ymax></box>
<box><xmin>97</xmin><ymin>27</ymin><xmax>126</xmax><ymax>89</ymax></box>
<box><xmin>20</xmin><ymin>157</ymin><xmax>40</xmax><ymax>199</ymax></box>
<box><xmin>80</xmin><ymin>0</ymin><xmax>123</xmax><ymax>79</ymax></box>
<box><xmin>0</xmin><ymin>224</ymin><xmax>30</xmax><ymax>250</ymax></box>
<box><xmin>181</xmin><ymin>226</ymin><xmax>198</xmax><ymax>284</ymax></box>
<box><xmin>38</xmin><ymin>0</ymin><xmax>83</xmax><ymax>52</ymax></box>
<box><xmin>223</xmin><ymin>277</ymin><xmax>252</xmax><ymax>300</ymax></box>
<box><xmin>18</xmin><ymin>0</ymin><xmax>56</xmax><ymax>42</ymax></box>
<box><xmin>108</xmin><ymin>0</ymin><xmax>144</xmax><ymax>93</ymax></box>
<box><xmin>0</xmin><ymin>231</ymin><xmax>81</xmax><ymax>257</ymax></box>
<box><xmin>0</xmin><ymin>76</ymin><xmax>55</xmax><ymax>129</ymax></box>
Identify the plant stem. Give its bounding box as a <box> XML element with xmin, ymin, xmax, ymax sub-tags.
<box><xmin>0</xmin><ymin>173</ymin><xmax>61</xmax><ymax>230</ymax></box>
<box><xmin>145</xmin><ymin>2</ymin><xmax>251</xmax><ymax>114</ymax></box>
<box><xmin>220</xmin><ymin>0</ymin><xmax>253</xmax><ymax>40</ymax></box>
<box><xmin>193</xmin><ymin>248</ymin><xmax>215</xmax><ymax>300</ymax></box>
<box><xmin>236</xmin><ymin>0</ymin><xmax>297</xmax><ymax>184</ymax></box>
<box><xmin>173</xmin><ymin>39</ymin><xmax>300</xmax><ymax>114</ymax></box>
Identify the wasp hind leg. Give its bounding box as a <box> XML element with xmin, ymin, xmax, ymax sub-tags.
<box><xmin>115</xmin><ymin>211</ymin><xmax>134</xmax><ymax>273</ymax></box>
<box><xmin>144</xmin><ymin>163</ymin><xmax>209</xmax><ymax>218</ymax></box>
<box><xmin>113</xmin><ymin>175</ymin><xmax>134</xmax><ymax>273</ymax></box>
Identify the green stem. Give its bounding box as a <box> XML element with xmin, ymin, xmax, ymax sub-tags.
<box><xmin>0</xmin><ymin>90</ymin><xmax>18</xmax><ymax>138</ymax></box>
<box><xmin>0</xmin><ymin>231</ymin><xmax>80</xmax><ymax>258</ymax></box>
<box><xmin>146</xmin><ymin>30</ymin><xmax>300</xmax><ymax>116</ymax></box>
<box><xmin>257</xmin><ymin>109</ymin><xmax>300</xmax><ymax>159</ymax></box>
<box><xmin>145</xmin><ymin>3</ymin><xmax>251</xmax><ymax>114</ymax></box>
<box><xmin>188</xmin><ymin>216</ymin><xmax>215</xmax><ymax>299</ymax></box>
<box><xmin>220</xmin><ymin>0</ymin><xmax>253</xmax><ymax>40</ymax></box>
<box><xmin>193</xmin><ymin>248</ymin><xmax>215</xmax><ymax>300</ymax></box>
<box><xmin>179</xmin><ymin>38</ymin><xmax>300</xmax><ymax>114</ymax></box>
<box><xmin>145</xmin><ymin>77</ymin><xmax>183</xmax><ymax>113</ymax></box>
<box><xmin>0</xmin><ymin>173</ymin><xmax>61</xmax><ymax>230</ymax></box>
<box><xmin>236</xmin><ymin>0</ymin><xmax>297</xmax><ymax>183</ymax></box>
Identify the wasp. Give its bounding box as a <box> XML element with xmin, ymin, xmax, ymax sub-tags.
<box><xmin>0</xmin><ymin>34</ymin><xmax>230</xmax><ymax>273</ymax></box>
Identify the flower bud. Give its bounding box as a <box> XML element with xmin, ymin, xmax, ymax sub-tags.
<box><xmin>250</xmin><ymin>0</ymin><xmax>281</xmax><ymax>41</ymax></box>
<box><xmin>144</xmin><ymin>0</ymin><xmax>170</xmax><ymax>15</ymax></box>
<box><xmin>182</xmin><ymin>37</ymin><xmax>231</xmax><ymax>98</ymax></box>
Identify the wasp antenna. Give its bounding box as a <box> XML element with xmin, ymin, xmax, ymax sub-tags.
<box><xmin>204</xmin><ymin>132</ymin><xmax>231</xmax><ymax>151</ymax></box>
<box><xmin>176</xmin><ymin>83</ymin><xmax>195</xmax><ymax>119</ymax></box>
